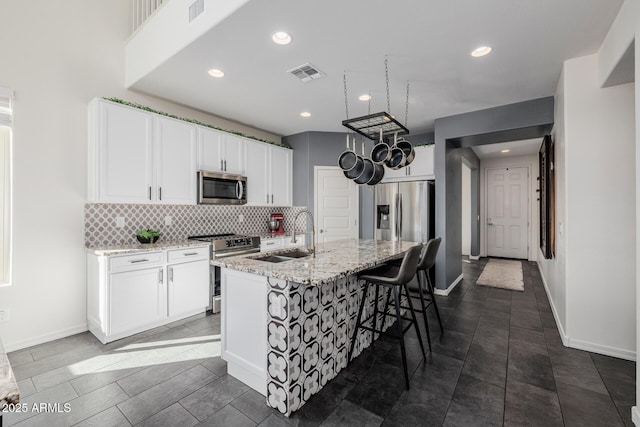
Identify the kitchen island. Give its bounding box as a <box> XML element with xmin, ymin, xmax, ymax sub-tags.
<box><xmin>212</xmin><ymin>238</ymin><xmax>419</xmax><ymax>416</ymax></box>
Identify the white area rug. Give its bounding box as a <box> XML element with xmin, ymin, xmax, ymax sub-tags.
<box><xmin>476</xmin><ymin>258</ymin><xmax>524</xmax><ymax>292</ymax></box>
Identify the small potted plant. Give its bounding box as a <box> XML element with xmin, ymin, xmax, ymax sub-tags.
<box><xmin>136</xmin><ymin>229</ymin><xmax>160</xmax><ymax>244</ymax></box>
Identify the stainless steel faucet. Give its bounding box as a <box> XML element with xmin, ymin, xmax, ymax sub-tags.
<box><xmin>292</xmin><ymin>209</ymin><xmax>316</xmax><ymax>257</ymax></box>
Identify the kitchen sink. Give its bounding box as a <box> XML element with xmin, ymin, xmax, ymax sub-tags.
<box><xmin>253</xmin><ymin>249</ymin><xmax>313</xmax><ymax>263</ymax></box>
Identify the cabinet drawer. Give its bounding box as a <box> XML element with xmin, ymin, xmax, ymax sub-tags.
<box><xmin>109</xmin><ymin>251</ymin><xmax>164</xmax><ymax>273</ymax></box>
<box><xmin>260</xmin><ymin>238</ymin><xmax>283</xmax><ymax>252</ymax></box>
<box><xmin>167</xmin><ymin>246</ymin><xmax>209</xmax><ymax>263</ymax></box>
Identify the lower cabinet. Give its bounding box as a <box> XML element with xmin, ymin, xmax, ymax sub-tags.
<box><xmin>87</xmin><ymin>245</ymin><xmax>209</xmax><ymax>344</ymax></box>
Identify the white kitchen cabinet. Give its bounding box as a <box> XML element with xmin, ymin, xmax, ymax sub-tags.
<box><xmin>381</xmin><ymin>145</ymin><xmax>435</xmax><ymax>182</ymax></box>
<box><xmin>197</xmin><ymin>127</ymin><xmax>245</xmax><ymax>175</ymax></box>
<box><xmin>221</xmin><ymin>268</ymin><xmax>269</xmax><ymax>395</ymax></box>
<box><xmin>88</xmin><ymin>99</ymin><xmax>154</xmax><ymax>203</ymax></box>
<box><xmin>88</xmin><ymin>99</ymin><xmax>197</xmax><ymax>204</ymax></box>
<box><xmin>155</xmin><ymin>116</ymin><xmax>197</xmax><ymax>204</ymax></box>
<box><xmin>167</xmin><ymin>247</ymin><xmax>210</xmax><ymax>318</ymax></box>
<box><xmin>245</xmin><ymin>140</ymin><xmax>292</xmax><ymax>206</ymax></box>
<box><xmin>87</xmin><ymin>244</ymin><xmax>210</xmax><ymax>344</ymax></box>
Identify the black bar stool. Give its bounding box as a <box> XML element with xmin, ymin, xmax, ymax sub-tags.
<box><xmin>347</xmin><ymin>245</ymin><xmax>426</xmax><ymax>389</ymax></box>
<box><xmin>389</xmin><ymin>237</ymin><xmax>444</xmax><ymax>351</ymax></box>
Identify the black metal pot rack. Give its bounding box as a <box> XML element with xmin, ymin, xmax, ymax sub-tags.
<box><xmin>342</xmin><ymin>112</ymin><xmax>409</xmax><ymax>141</ymax></box>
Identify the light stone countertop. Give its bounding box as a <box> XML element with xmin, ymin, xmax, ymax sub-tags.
<box><xmin>212</xmin><ymin>238</ymin><xmax>421</xmax><ymax>286</ymax></box>
<box><xmin>86</xmin><ymin>240</ymin><xmax>210</xmax><ymax>256</ymax></box>
<box><xmin>0</xmin><ymin>337</ymin><xmax>19</xmax><ymax>406</ymax></box>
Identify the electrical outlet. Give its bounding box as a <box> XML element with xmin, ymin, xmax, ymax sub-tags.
<box><xmin>115</xmin><ymin>217</ymin><xmax>125</xmax><ymax>228</ymax></box>
<box><xmin>164</xmin><ymin>216</ymin><xmax>173</xmax><ymax>226</ymax></box>
<box><xmin>238</xmin><ymin>214</ymin><xmax>244</xmax><ymax>223</ymax></box>
<box><xmin>0</xmin><ymin>309</ymin><xmax>9</xmax><ymax>323</ymax></box>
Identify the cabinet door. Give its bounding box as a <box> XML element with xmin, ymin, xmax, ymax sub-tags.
<box><xmin>245</xmin><ymin>140</ymin><xmax>269</xmax><ymax>205</ymax></box>
<box><xmin>97</xmin><ymin>101</ymin><xmax>154</xmax><ymax>202</ymax></box>
<box><xmin>197</xmin><ymin>127</ymin><xmax>223</xmax><ymax>172</ymax></box>
<box><xmin>269</xmin><ymin>146</ymin><xmax>292</xmax><ymax>206</ymax></box>
<box><xmin>168</xmin><ymin>260</ymin><xmax>209</xmax><ymax>317</ymax></box>
<box><xmin>109</xmin><ymin>267</ymin><xmax>165</xmax><ymax>336</ymax></box>
<box><xmin>155</xmin><ymin>116</ymin><xmax>197</xmax><ymax>204</ymax></box>
<box><xmin>222</xmin><ymin>134</ymin><xmax>245</xmax><ymax>175</ymax></box>
<box><xmin>407</xmin><ymin>145</ymin><xmax>434</xmax><ymax>178</ymax></box>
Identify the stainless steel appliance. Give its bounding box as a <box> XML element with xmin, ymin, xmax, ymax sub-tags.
<box><xmin>197</xmin><ymin>171</ymin><xmax>247</xmax><ymax>205</ymax></box>
<box><xmin>188</xmin><ymin>233</ymin><xmax>261</xmax><ymax>312</ymax></box>
<box><xmin>375</xmin><ymin>180</ymin><xmax>435</xmax><ymax>282</ymax></box>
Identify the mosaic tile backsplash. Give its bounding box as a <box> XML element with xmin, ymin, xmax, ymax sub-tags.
<box><xmin>85</xmin><ymin>203</ymin><xmax>307</xmax><ymax>247</ymax></box>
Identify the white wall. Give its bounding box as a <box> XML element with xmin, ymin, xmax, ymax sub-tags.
<box><xmin>461</xmin><ymin>164</ymin><xmax>471</xmax><ymax>256</ymax></box>
<box><xmin>0</xmin><ymin>0</ymin><xmax>280</xmax><ymax>352</ymax></box>
<box><xmin>542</xmin><ymin>53</ymin><xmax>636</xmax><ymax>360</ymax></box>
<box><xmin>479</xmin><ymin>154</ymin><xmax>539</xmax><ymax>262</ymax></box>
<box><xmin>538</xmin><ymin>68</ymin><xmax>568</xmax><ymax>341</ymax></box>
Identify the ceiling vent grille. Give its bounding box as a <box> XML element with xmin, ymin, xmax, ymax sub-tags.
<box><xmin>287</xmin><ymin>63</ymin><xmax>325</xmax><ymax>82</ymax></box>
<box><xmin>189</xmin><ymin>0</ymin><xmax>204</xmax><ymax>22</ymax></box>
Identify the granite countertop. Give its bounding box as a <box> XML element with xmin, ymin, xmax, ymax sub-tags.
<box><xmin>212</xmin><ymin>238</ymin><xmax>421</xmax><ymax>286</ymax></box>
<box><xmin>86</xmin><ymin>240</ymin><xmax>210</xmax><ymax>256</ymax></box>
<box><xmin>0</xmin><ymin>337</ymin><xmax>19</xmax><ymax>406</ymax></box>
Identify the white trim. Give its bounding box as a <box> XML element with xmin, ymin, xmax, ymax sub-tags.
<box><xmin>3</xmin><ymin>323</ymin><xmax>88</xmax><ymax>353</ymax></box>
<box><xmin>434</xmin><ymin>274</ymin><xmax>463</xmax><ymax>296</ymax></box>
<box><xmin>631</xmin><ymin>406</ymin><xmax>640</xmax><ymax>426</ymax></box>
<box><xmin>469</xmin><ymin>255</ymin><xmax>480</xmax><ymax>260</ymax></box>
<box><xmin>567</xmin><ymin>337</ymin><xmax>636</xmax><ymax>362</ymax></box>
<box><xmin>537</xmin><ymin>260</ymin><xmax>569</xmax><ymax>346</ymax></box>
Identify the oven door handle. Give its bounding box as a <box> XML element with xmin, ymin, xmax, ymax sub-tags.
<box><xmin>214</xmin><ymin>247</ymin><xmax>260</xmax><ymax>259</ymax></box>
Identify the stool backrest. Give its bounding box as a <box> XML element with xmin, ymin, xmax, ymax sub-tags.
<box><xmin>417</xmin><ymin>237</ymin><xmax>441</xmax><ymax>271</ymax></box>
<box><xmin>395</xmin><ymin>245</ymin><xmax>423</xmax><ymax>284</ymax></box>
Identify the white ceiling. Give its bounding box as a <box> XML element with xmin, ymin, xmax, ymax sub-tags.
<box><xmin>129</xmin><ymin>0</ymin><xmax>623</xmax><ymax>138</ymax></box>
<box><xmin>471</xmin><ymin>138</ymin><xmax>542</xmax><ymax>160</ymax></box>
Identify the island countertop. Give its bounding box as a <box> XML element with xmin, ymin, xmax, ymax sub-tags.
<box><xmin>0</xmin><ymin>336</ymin><xmax>19</xmax><ymax>408</ymax></box>
<box><xmin>212</xmin><ymin>238</ymin><xmax>421</xmax><ymax>286</ymax></box>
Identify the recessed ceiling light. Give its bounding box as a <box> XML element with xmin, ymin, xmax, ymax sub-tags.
<box><xmin>501</xmin><ymin>149</ymin><xmax>510</xmax><ymax>153</ymax></box>
<box><xmin>300</xmin><ymin>111</ymin><xmax>311</xmax><ymax>118</ymax></box>
<box><xmin>207</xmin><ymin>69</ymin><xmax>224</xmax><ymax>78</ymax></box>
<box><xmin>358</xmin><ymin>94</ymin><xmax>372</xmax><ymax>101</ymax></box>
<box><xmin>272</xmin><ymin>31</ymin><xmax>292</xmax><ymax>45</ymax></box>
<box><xmin>471</xmin><ymin>46</ymin><xmax>492</xmax><ymax>57</ymax></box>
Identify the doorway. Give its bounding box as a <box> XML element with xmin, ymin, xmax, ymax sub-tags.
<box><xmin>314</xmin><ymin>166</ymin><xmax>359</xmax><ymax>244</ymax></box>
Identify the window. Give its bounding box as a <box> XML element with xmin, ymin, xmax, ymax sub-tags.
<box><xmin>0</xmin><ymin>88</ymin><xmax>13</xmax><ymax>285</ymax></box>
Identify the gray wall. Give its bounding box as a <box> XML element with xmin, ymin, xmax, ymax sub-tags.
<box><xmin>433</xmin><ymin>97</ymin><xmax>554</xmax><ymax>290</ymax></box>
<box><xmin>460</xmin><ymin>148</ymin><xmax>481</xmax><ymax>256</ymax></box>
<box><xmin>284</xmin><ymin>131</ymin><xmax>376</xmax><ymax>238</ymax></box>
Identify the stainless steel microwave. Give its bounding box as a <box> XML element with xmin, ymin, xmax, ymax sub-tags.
<box><xmin>197</xmin><ymin>171</ymin><xmax>247</xmax><ymax>205</ymax></box>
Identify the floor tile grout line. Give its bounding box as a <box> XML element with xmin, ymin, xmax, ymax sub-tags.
<box><xmin>588</xmin><ymin>352</ymin><xmax>630</xmax><ymax>425</ymax></box>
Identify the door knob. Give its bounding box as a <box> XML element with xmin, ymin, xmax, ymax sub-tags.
<box><xmin>319</xmin><ymin>229</ymin><xmax>324</xmax><ymax>233</ymax></box>
<box><xmin>487</xmin><ymin>217</ymin><xmax>493</xmax><ymax>225</ymax></box>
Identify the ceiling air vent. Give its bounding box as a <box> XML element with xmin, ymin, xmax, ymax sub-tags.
<box><xmin>287</xmin><ymin>63</ymin><xmax>325</xmax><ymax>82</ymax></box>
<box><xmin>189</xmin><ymin>0</ymin><xmax>204</xmax><ymax>22</ymax></box>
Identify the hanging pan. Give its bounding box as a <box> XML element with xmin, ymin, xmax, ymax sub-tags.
<box><xmin>371</xmin><ymin>129</ymin><xmax>392</xmax><ymax>164</ymax></box>
<box><xmin>338</xmin><ymin>135</ymin><xmax>358</xmax><ymax>171</ymax></box>
<box><xmin>354</xmin><ymin>142</ymin><xmax>375</xmax><ymax>184</ymax></box>
<box><xmin>385</xmin><ymin>133</ymin><xmax>407</xmax><ymax>170</ymax></box>
<box><xmin>367</xmin><ymin>160</ymin><xmax>385</xmax><ymax>185</ymax></box>
<box><xmin>396</xmin><ymin>137</ymin><xmax>415</xmax><ymax>166</ymax></box>
<box><xmin>344</xmin><ymin>140</ymin><xmax>365</xmax><ymax>180</ymax></box>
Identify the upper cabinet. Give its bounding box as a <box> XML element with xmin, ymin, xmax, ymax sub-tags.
<box><xmin>197</xmin><ymin>127</ymin><xmax>245</xmax><ymax>175</ymax></box>
<box><xmin>245</xmin><ymin>140</ymin><xmax>292</xmax><ymax>206</ymax></box>
<box><xmin>380</xmin><ymin>145</ymin><xmax>434</xmax><ymax>183</ymax></box>
<box><xmin>88</xmin><ymin>99</ymin><xmax>196</xmax><ymax>204</ymax></box>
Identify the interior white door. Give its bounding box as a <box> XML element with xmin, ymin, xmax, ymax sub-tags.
<box><xmin>314</xmin><ymin>167</ymin><xmax>359</xmax><ymax>244</ymax></box>
<box><xmin>486</xmin><ymin>167</ymin><xmax>528</xmax><ymax>259</ymax></box>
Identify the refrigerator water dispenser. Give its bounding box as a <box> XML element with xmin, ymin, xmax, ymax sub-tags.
<box><xmin>377</xmin><ymin>205</ymin><xmax>390</xmax><ymax>229</ymax></box>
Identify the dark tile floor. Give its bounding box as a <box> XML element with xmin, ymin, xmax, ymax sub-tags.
<box><xmin>4</xmin><ymin>258</ymin><xmax>636</xmax><ymax>426</ymax></box>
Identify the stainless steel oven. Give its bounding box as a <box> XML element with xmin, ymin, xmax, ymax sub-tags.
<box><xmin>198</xmin><ymin>170</ymin><xmax>247</xmax><ymax>205</ymax></box>
<box><xmin>187</xmin><ymin>234</ymin><xmax>261</xmax><ymax>313</ymax></box>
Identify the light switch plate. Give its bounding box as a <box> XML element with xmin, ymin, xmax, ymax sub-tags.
<box><xmin>238</xmin><ymin>214</ymin><xmax>244</xmax><ymax>223</ymax></box>
<box><xmin>115</xmin><ymin>217</ymin><xmax>125</xmax><ymax>228</ymax></box>
<box><xmin>0</xmin><ymin>309</ymin><xmax>9</xmax><ymax>323</ymax></box>
<box><xmin>164</xmin><ymin>216</ymin><xmax>172</xmax><ymax>226</ymax></box>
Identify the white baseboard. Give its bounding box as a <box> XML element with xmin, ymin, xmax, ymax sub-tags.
<box><xmin>3</xmin><ymin>323</ymin><xmax>88</xmax><ymax>353</ymax></box>
<box><xmin>469</xmin><ymin>255</ymin><xmax>480</xmax><ymax>260</ymax></box>
<box><xmin>632</xmin><ymin>406</ymin><xmax>640</xmax><ymax>426</ymax></box>
<box><xmin>434</xmin><ymin>274</ymin><xmax>463</xmax><ymax>296</ymax></box>
<box><xmin>536</xmin><ymin>264</ymin><xmax>636</xmax><ymax>362</ymax></box>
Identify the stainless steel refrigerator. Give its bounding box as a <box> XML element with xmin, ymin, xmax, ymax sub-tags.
<box><xmin>375</xmin><ymin>180</ymin><xmax>435</xmax><ymax>243</ymax></box>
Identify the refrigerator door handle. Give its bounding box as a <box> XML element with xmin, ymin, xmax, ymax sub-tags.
<box><xmin>394</xmin><ymin>193</ymin><xmax>400</xmax><ymax>239</ymax></box>
<box><xmin>399</xmin><ymin>193</ymin><xmax>403</xmax><ymax>240</ymax></box>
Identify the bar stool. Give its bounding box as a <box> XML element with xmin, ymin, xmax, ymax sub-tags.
<box><xmin>347</xmin><ymin>245</ymin><xmax>425</xmax><ymax>390</ymax></box>
<box><xmin>389</xmin><ymin>237</ymin><xmax>444</xmax><ymax>351</ymax></box>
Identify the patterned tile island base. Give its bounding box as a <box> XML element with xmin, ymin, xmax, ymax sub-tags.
<box><xmin>266</xmin><ymin>274</ymin><xmax>400</xmax><ymax>416</ymax></box>
<box><xmin>216</xmin><ymin>239</ymin><xmax>418</xmax><ymax>417</ymax></box>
